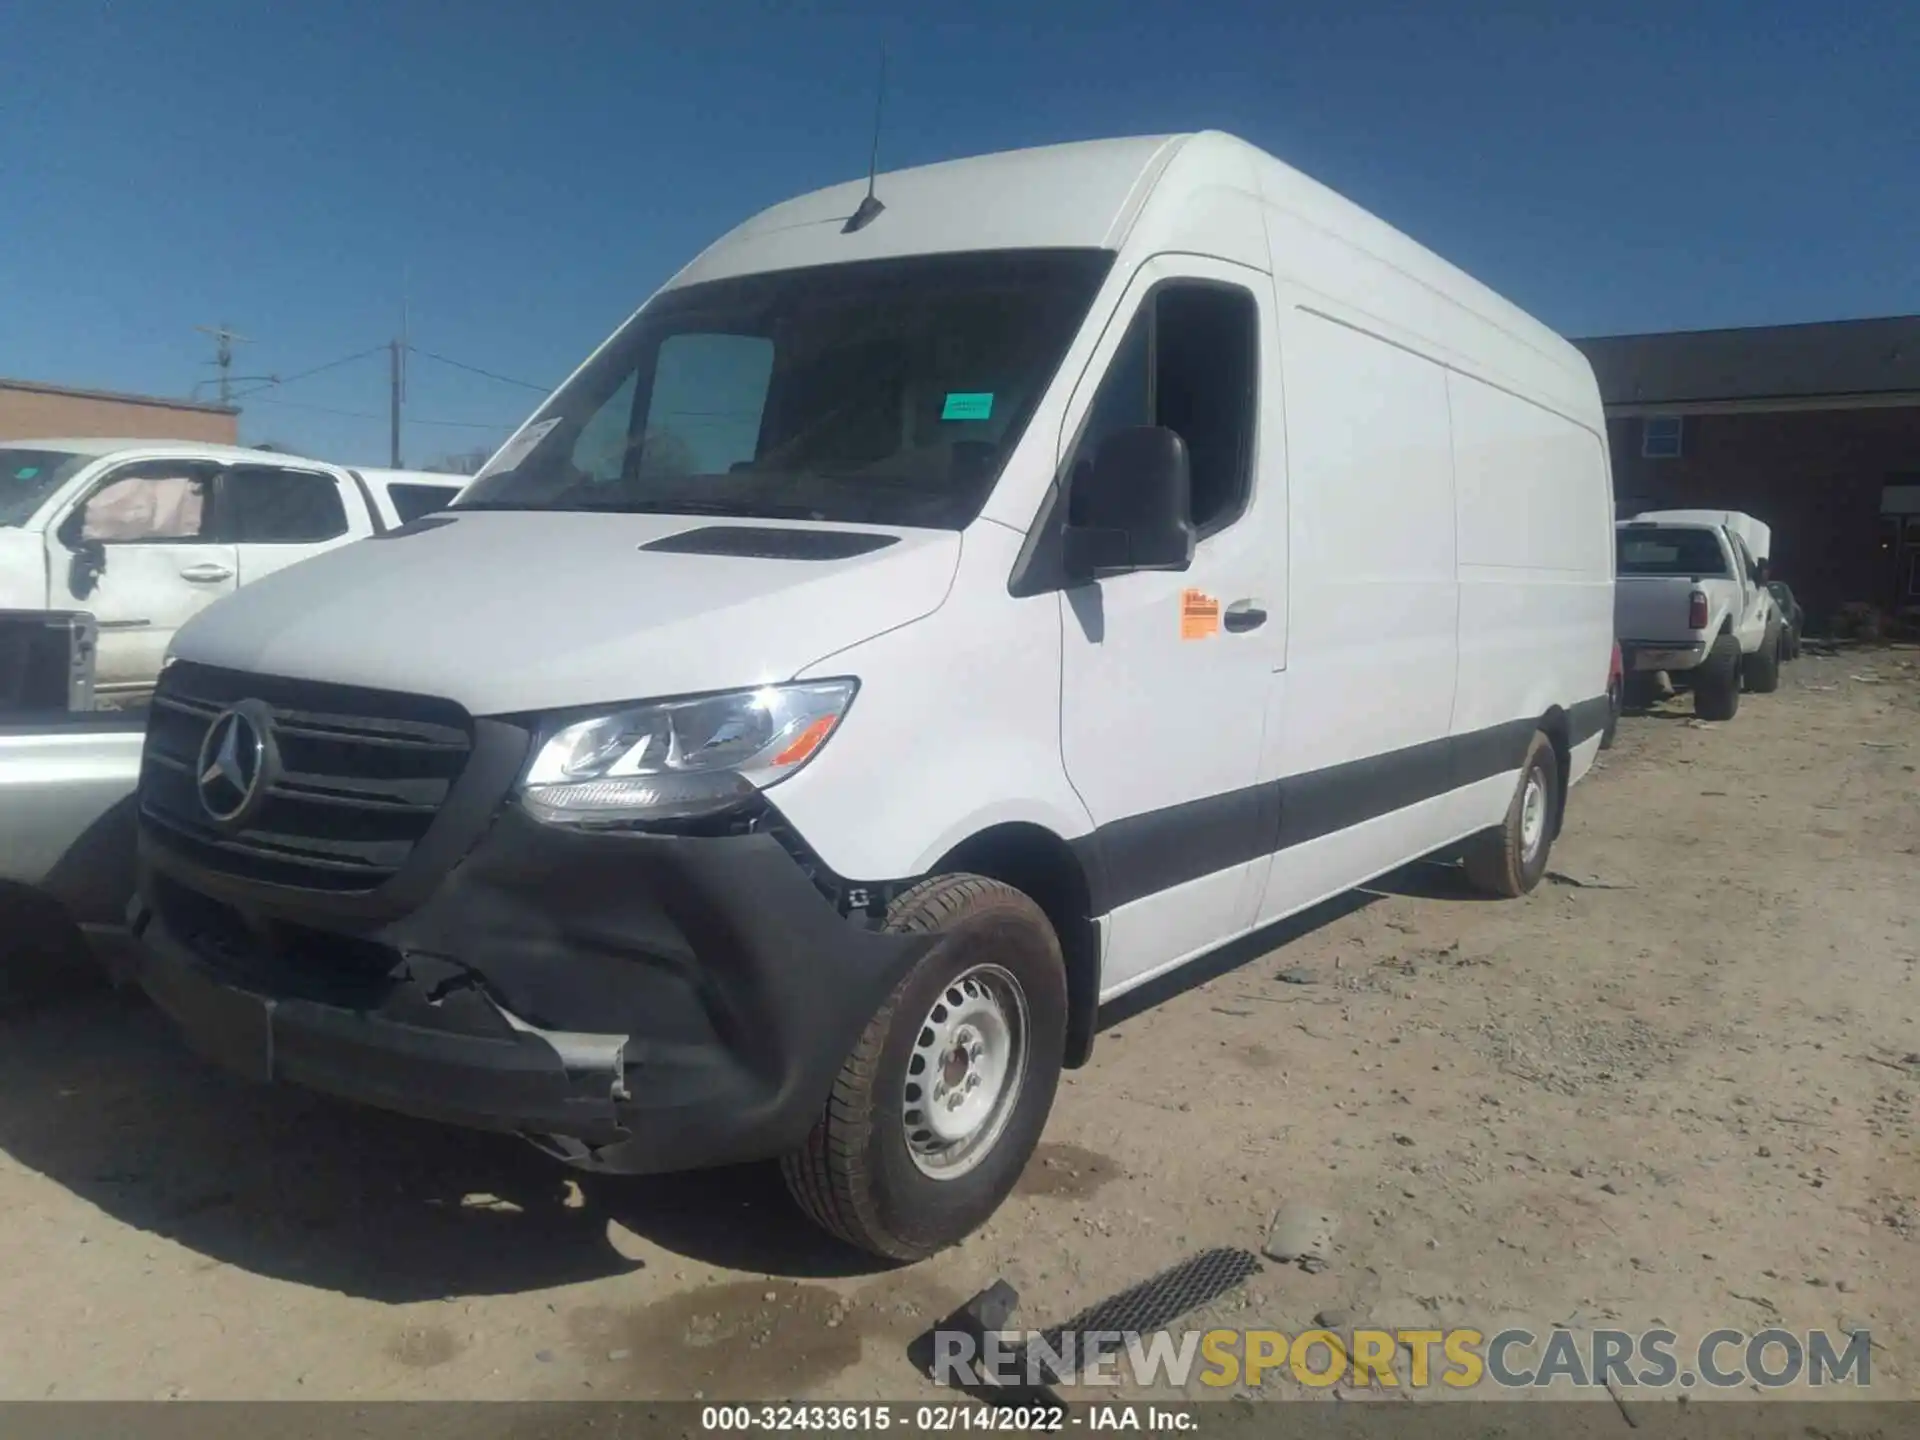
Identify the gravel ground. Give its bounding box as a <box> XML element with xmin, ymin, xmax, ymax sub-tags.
<box><xmin>0</xmin><ymin>644</ymin><xmax>1914</xmax><ymax>1404</ymax></box>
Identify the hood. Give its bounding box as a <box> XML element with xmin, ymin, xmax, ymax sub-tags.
<box><xmin>169</xmin><ymin>510</ymin><xmax>961</xmax><ymax>714</ymax></box>
<box><xmin>0</xmin><ymin>528</ymin><xmax>48</xmax><ymax>611</ymax></box>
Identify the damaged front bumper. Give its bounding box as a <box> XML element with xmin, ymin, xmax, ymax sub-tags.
<box><xmin>131</xmin><ymin>807</ymin><xmax>932</xmax><ymax>1174</ymax></box>
<box><xmin>138</xmin><ymin>916</ymin><xmax>638</xmax><ymax>1143</ymax></box>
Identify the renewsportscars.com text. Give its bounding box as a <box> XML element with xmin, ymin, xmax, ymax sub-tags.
<box><xmin>933</xmin><ymin>1325</ymin><xmax>1873</xmax><ymax>1391</ymax></box>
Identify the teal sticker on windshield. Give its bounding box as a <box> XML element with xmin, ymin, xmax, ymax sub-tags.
<box><xmin>942</xmin><ymin>392</ymin><xmax>994</xmax><ymax>422</ymax></box>
<box><xmin>15</xmin><ymin>467</ymin><xmax>39</xmax><ymax>479</ymax></box>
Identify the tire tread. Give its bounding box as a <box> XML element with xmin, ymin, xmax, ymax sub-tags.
<box><xmin>1694</xmin><ymin>634</ymin><xmax>1742</xmax><ymax>720</ymax></box>
<box><xmin>779</xmin><ymin>874</ymin><xmax>1044</xmax><ymax>1261</ymax></box>
<box><xmin>1462</xmin><ymin>731</ymin><xmax>1555</xmax><ymax>898</ymax></box>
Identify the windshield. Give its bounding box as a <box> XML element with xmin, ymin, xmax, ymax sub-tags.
<box><xmin>0</xmin><ymin>448</ymin><xmax>91</xmax><ymax>526</ymax></box>
<box><xmin>457</xmin><ymin>249</ymin><xmax>1114</xmax><ymax>529</ymax></box>
<box><xmin>1616</xmin><ymin>525</ymin><xmax>1730</xmax><ymax>577</ymax></box>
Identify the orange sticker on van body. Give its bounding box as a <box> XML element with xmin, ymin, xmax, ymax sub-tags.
<box><xmin>1181</xmin><ymin>589</ymin><xmax>1221</xmax><ymax>640</ymax></box>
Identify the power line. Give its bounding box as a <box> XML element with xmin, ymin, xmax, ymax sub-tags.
<box><xmin>243</xmin><ymin>395</ymin><xmax>382</xmax><ymax>421</ymax></box>
<box><xmin>229</xmin><ymin>345</ymin><xmax>387</xmax><ymax>402</ymax></box>
<box><xmin>246</xmin><ymin>394</ymin><xmax>513</xmax><ymax>430</ymax></box>
<box><xmin>410</xmin><ymin>415</ymin><xmax>516</xmax><ymax>431</ymax></box>
<box><xmin>408</xmin><ymin>347</ymin><xmax>551</xmax><ymax>393</ymax></box>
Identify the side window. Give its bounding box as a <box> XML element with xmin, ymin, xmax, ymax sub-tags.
<box><xmin>386</xmin><ymin>482</ymin><xmax>461</xmax><ymax>524</ymax></box>
<box><xmin>1730</xmin><ymin>532</ymin><xmax>1755</xmax><ymax>582</ymax></box>
<box><xmin>222</xmin><ymin>468</ymin><xmax>350</xmax><ymax>543</ymax></box>
<box><xmin>75</xmin><ymin>462</ymin><xmax>216</xmax><ymax>542</ymax></box>
<box><xmin>1068</xmin><ymin>312</ymin><xmax>1151</xmax><ymax>524</ymax></box>
<box><xmin>638</xmin><ymin>333</ymin><xmax>774</xmax><ymax>477</ymax></box>
<box><xmin>1067</xmin><ymin>282</ymin><xmax>1258</xmax><ymax>536</ymax></box>
<box><xmin>570</xmin><ymin>371</ymin><xmax>638</xmax><ymax>483</ymax></box>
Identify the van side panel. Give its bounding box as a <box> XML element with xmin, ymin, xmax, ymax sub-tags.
<box><xmin>1448</xmin><ymin>372</ymin><xmax>1615</xmax><ymax>748</ymax></box>
<box><xmin>1273</xmin><ymin>305</ymin><xmax>1460</xmax><ymax>778</ymax></box>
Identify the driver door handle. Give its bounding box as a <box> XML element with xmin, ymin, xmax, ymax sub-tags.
<box><xmin>179</xmin><ymin>563</ymin><xmax>234</xmax><ymax>583</ymax></box>
<box><xmin>1223</xmin><ymin>598</ymin><xmax>1268</xmax><ymax>632</ymax></box>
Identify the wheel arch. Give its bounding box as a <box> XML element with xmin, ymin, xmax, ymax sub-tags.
<box><xmin>933</xmin><ymin>821</ymin><xmax>1102</xmax><ymax>1069</ymax></box>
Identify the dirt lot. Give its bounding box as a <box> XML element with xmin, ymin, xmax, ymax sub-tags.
<box><xmin>1</xmin><ymin>646</ymin><xmax>1914</xmax><ymax>1404</ymax></box>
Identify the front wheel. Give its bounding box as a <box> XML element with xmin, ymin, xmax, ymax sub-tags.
<box><xmin>1462</xmin><ymin>730</ymin><xmax>1558</xmax><ymax>898</ymax></box>
<box><xmin>780</xmin><ymin>874</ymin><xmax>1067</xmax><ymax>1261</ymax></box>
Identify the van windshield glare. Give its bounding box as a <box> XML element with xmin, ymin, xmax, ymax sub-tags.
<box><xmin>457</xmin><ymin>250</ymin><xmax>1115</xmax><ymax>530</ymax></box>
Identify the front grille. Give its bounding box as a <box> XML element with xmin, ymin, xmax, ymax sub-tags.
<box><xmin>141</xmin><ymin>661</ymin><xmax>473</xmax><ymax>892</ymax></box>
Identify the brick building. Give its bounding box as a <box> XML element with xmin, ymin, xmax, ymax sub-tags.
<box><xmin>0</xmin><ymin>377</ymin><xmax>237</xmax><ymax>446</ymax></box>
<box><xmin>1573</xmin><ymin>315</ymin><xmax>1920</xmax><ymax>627</ymax></box>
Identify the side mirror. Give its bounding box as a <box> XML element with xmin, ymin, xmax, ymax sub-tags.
<box><xmin>1062</xmin><ymin>426</ymin><xmax>1196</xmax><ymax>582</ymax></box>
<box><xmin>56</xmin><ymin>505</ymin><xmax>87</xmax><ymax>549</ymax></box>
<box><xmin>67</xmin><ymin>540</ymin><xmax>105</xmax><ymax>600</ymax></box>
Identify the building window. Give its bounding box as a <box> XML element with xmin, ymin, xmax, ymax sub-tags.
<box><xmin>1642</xmin><ymin>415</ymin><xmax>1683</xmax><ymax>459</ymax></box>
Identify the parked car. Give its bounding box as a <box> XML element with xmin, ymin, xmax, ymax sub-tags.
<box><xmin>1601</xmin><ymin>640</ymin><xmax>1622</xmax><ymax>749</ymax></box>
<box><xmin>354</xmin><ymin>468</ymin><xmax>468</xmax><ymax>527</ymax></box>
<box><xmin>1</xmin><ymin>611</ymin><xmax>142</xmax><ymax>1004</ymax></box>
<box><xmin>127</xmin><ymin>130</ymin><xmax>1617</xmax><ymax>1260</ymax></box>
<box><xmin>1615</xmin><ymin>511</ymin><xmax>1782</xmax><ymax>720</ymax></box>
<box><xmin>1767</xmin><ymin>580</ymin><xmax>1805</xmax><ymax>658</ymax></box>
<box><xmin>0</xmin><ymin>440</ymin><xmax>460</xmax><ymax>700</ymax></box>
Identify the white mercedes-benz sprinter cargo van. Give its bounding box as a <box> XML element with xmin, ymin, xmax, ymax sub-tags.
<box><xmin>131</xmin><ymin>132</ymin><xmax>1616</xmax><ymax>1259</ymax></box>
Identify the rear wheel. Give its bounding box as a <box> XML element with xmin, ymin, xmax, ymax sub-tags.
<box><xmin>1693</xmin><ymin>635</ymin><xmax>1742</xmax><ymax>720</ymax></box>
<box><xmin>1462</xmin><ymin>730</ymin><xmax>1557</xmax><ymax>898</ymax></box>
<box><xmin>780</xmin><ymin>874</ymin><xmax>1067</xmax><ymax>1261</ymax></box>
<box><xmin>1599</xmin><ymin>674</ymin><xmax>1622</xmax><ymax>750</ymax></box>
<box><xmin>1743</xmin><ymin>624</ymin><xmax>1782</xmax><ymax>695</ymax></box>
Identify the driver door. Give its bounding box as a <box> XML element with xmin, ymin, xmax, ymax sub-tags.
<box><xmin>1056</xmin><ymin>257</ymin><xmax>1285</xmax><ymax>995</ymax></box>
<box><xmin>47</xmin><ymin>459</ymin><xmax>236</xmax><ymax>695</ymax></box>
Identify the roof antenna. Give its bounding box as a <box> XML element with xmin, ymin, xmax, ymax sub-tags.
<box><xmin>843</xmin><ymin>45</ymin><xmax>888</xmax><ymax>233</ymax></box>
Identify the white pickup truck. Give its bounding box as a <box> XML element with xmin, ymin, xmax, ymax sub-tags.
<box><xmin>1</xmin><ymin>440</ymin><xmax>464</xmax><ymax>700</ymax></box>
<box><xmin>1614</xmin><ymin>510</ymin><xmax>1782</xmax><ymax>720</ymax></box>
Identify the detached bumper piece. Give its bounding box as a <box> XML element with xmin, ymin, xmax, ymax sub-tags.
<box><xmin>137</xmin><ymin>908</ymin><xmax>634</xmax><ymax>1144</ymax></box>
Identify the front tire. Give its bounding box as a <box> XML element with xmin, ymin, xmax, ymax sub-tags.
<box><xmin>1693</xmin><ymin>635</ymin><xmax>1742</xmax><ymax>720</ymax></box>
<box><xmin>780</xmin><ymin>874</ymin><xmax>1067</xmax><ymax>1261</ymax></box>
<box><xmin>1462</xmin><ymin>730</ymin><xmax>1558</xmax><ymax>898</ymax></box>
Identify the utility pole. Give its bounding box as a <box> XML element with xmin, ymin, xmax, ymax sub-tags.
<box><xmin>195</xmin><ymin>324</ymin><xmax>250</xmax><ymax>406</ymax></box>
<box><xmin>389</xmin><ymin>338</ymin><xmax>404</xmax><ymax>467</ymax></box>
<box><xmin>389</xmin><ymin>284</ymin><xmax>408</xmax><ymax>467</ymax></box>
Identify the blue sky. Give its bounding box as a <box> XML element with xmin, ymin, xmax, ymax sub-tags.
<box><xmin>2</xmin><ymin>0</ymin><xmax>1915</xmax><ymax>466</ymax></box>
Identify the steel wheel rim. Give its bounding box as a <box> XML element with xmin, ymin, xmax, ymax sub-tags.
<box><xmin>1520</xmin><ymin>770</ymin><xmax>1548</xmax><ymax>859</ymax></box>
<box><xmin>902</xmin><ymin>963</ymin><xmax>1029</xmax><ymax>1181</ymax></box>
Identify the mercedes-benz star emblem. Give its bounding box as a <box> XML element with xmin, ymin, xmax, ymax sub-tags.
<box><xmin>197</xmin><ymin>705</ymin><xmax>270</xmax><ymax>824</ymax></box>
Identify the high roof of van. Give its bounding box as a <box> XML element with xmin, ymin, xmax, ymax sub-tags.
<box><xmin>663</xmin><ymin>131</ymin><xmax>1595</xmax><ymax>419</ymax></box>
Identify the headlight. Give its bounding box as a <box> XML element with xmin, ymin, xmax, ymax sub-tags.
<box><xmin>520</xmin><ymin>680</ymin><xmax>857</xmax><ymax>826</ymax></box>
